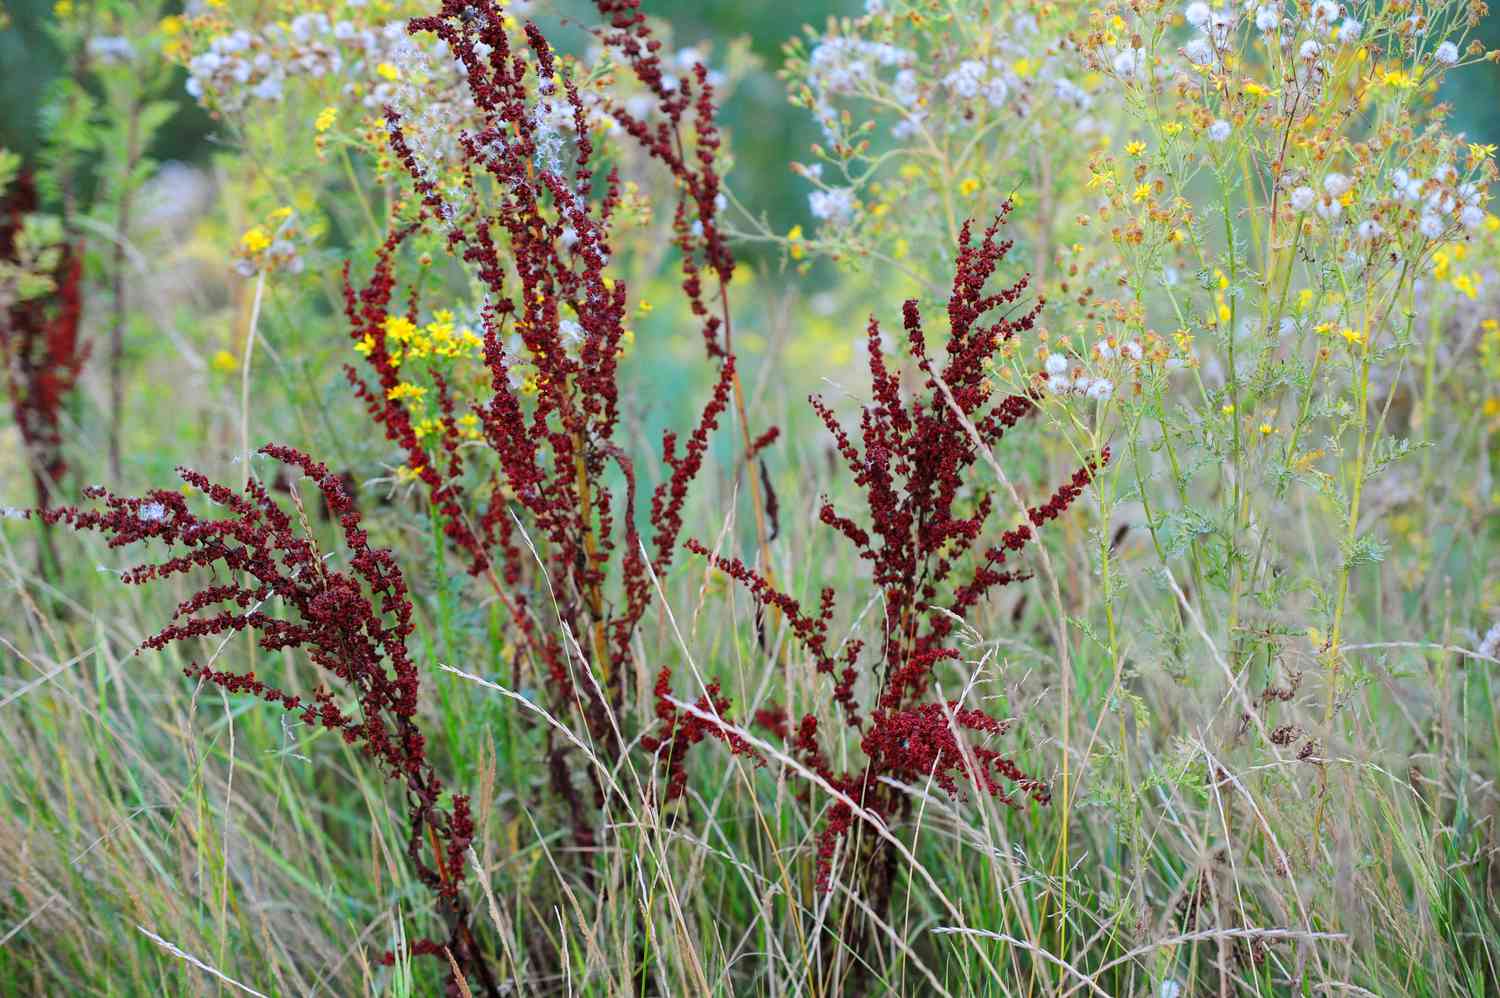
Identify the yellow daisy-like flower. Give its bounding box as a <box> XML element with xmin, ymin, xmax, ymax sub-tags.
<box><xmin>211</xmin><ymin>349</ymin><xmax>238</xmax><ymax>374</ymax></box>
<box><xmin>315</xmin><ymin>106</ymin><xmax>338</xmax><ymax>133</ymax></box>
<box><xmin>240</xmin><ymin>226</ymin><xmax>271</xmax><ymax>254</ymax></box>
<box><xmin>958</xmin><ymin>177</ymin><xmax>981</xmax><ymax>197</ymax></box>
<box><xmin>376</xmin><ymin>62</ymin><xmax>400</xmax><ymax>81</ymax></box>
<box><xmin>387</xmin><ymin>381</ymin><xmax>427</xmax><ymax>402</ymax></box>
<box><xmin>1124</xmin><ymin>141</ymin><xmax>1146</xmax><ymax>156</ymax></box>
<box><xmin>384</xmin><ymin>315</ymin><xmax>417</xmax><ymax>343</ymax></box>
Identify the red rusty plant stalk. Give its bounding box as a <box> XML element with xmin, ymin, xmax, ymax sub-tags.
<box><xmin>35</xmin><ymin>445</ymin><xmax>499</xmax><ymax>996</ymax></box>
<box><xmin>1</xmin><ymin>172</ymin><xmax>88</xmax><ymax>575</ymax></box>
<box><xmin>345</xmin><ymin>2</ymin><xmax>753</xmax><ymax>765</ymax></box>
<box><xmin>653</xmin><ymin>209</ymin><xmax>1107</xmax><ymax>914</ymax></box>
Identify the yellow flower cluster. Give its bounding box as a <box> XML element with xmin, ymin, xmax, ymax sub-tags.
<box><xmin>233</xmin><ymin>207</ymin><xmax>303</xmax><ymax>276</ymax></box>
<box><xmin>357</xmin><ymin>310</ymin><xmax>485</xmax><ymax>369</ymax></box>
<box><xmin>1431</xmin><ymin>244</ymin><xmax>1484</xmax><ymax>301</ymax></box>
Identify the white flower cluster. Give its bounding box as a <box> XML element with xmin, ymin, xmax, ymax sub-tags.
<box><xmin>1284</xmin><ymin>172</ymin><xmax>1351</xmax><ymax>221</ymax></box>
<box><xmin>1389</xmin><ymin>164</ymin><xmax>1487</xmax><ymax>236</ymax></box>
<box><xmin>809</xmin><ymin>187</ymin><xmax>858</xmax><ymax>225</ymax></box>
<box><xmin>1044</xmin><ymin>352</ymin><xmax>1115</xmax><ymax>401</ymax></box>
<box><xmin>1112</xmin><ymin>46</ymin><xmax>1146</xmax><ymax>79</ymax></box>
<box><xmin>558</xmin><ymin>318</ymin><xmax>585</xmax><ymax>350</ymax></box>
<box><xmin>1178</xmin><ymin>1</ymin><xmax>1362</xmax><ymax>75</ymax></box>
<box><xmin>808</xmin><ymin>37</ymin><xmax>913</xmax><ymax>95</ymax></box>
<box><xmin>943</xmin><ymin>59</ymin><xmax>1013</xmax><ymax>108</ymax></box>
<box><xmin>1479</xmin><ymin>620</ymin><xmax>1500</xmax><ymax>661</ymax></box>
<box><xmin>185</xmin><ymin>13</ymin><xmax>365</xmax><ymax>109</ymax></box>
<box><xmin>86</xmin><ymin>36</ymin><xmax>135</xmax><ymax>65</ymax></box>
<box><xmin>804</xmin><ymin>36</ymin><xmax>915</xmax><ymax>138</ymax></box>
<box><xmin>1185</xmin><ymin>3</ymin><xmax>1236</xmax><ymax>44</ymax></box>
<box><xmin>184</xmin><ymin>15</ymin><xmax>484</xmax><ymax>171</ymax></box>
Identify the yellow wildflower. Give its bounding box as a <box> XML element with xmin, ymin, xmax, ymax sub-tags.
<box><xmin>387</xmin><ymin>382</ymin><xmax>427</xmax><ymax>402</ymax></box>
<box><xmin>376</xmin><ymin>62</ymin><xmax>399</xmax><ymax>81</ymax></box>
<box><xmin>1432</xmin><ymin>250</ymin><xmax>1451</xmax><ymax>281</ymax></box>
<box><xmin>1132</xmin><ymin>182</ymin><xmax>1151</xmax><ymax>203</ymax></box>
<box><xmin>212</xmin><ymin>350</ymin><xmax>238</xmax><ymax>374</ymax></box>
<box><xmin>315</xmin><ymin>106</ymin><xmax>338</xmax><ymax>133</ymax></box>
<box><xmin>959</xmin><ymin>177</ymin><xmax>981</xmax><ymax>197</ymax></box>
<box><xmin>1124</xmin><ymin>141</ymin><xmax>1146</xmax><ymax>156</ymax></box>
<box><xmin>384</xmin><ymin>315</ymin><xmax>417</xmax><ymax>343</ymax></box>
<box><xmin>240</xmin><ymin>226</ymin><xmax>271</xmax><ymax>254</ymax></box>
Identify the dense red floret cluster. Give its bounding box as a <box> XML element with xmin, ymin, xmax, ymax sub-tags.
<box><xmin>35</xmin><ymin>446</ymin><xmax>496</xmax><ymax>997</ymax></box>
<box><xmin>0</xmin><ymin>172</ymin><xmax>88</xmax><ymax>515</ymax></box>
<box><xmin>664</xmin><ymin>208</ymin><xmax>1107</xmax><ymax>894</ymax></box>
